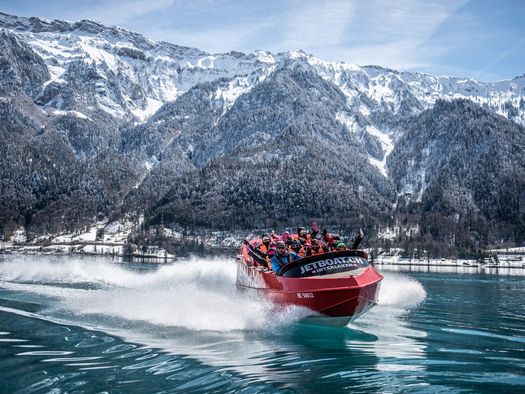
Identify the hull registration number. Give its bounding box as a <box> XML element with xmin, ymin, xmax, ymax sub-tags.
<box><xmin>297</xmin><ymin>292</ymin><xmax>314</xmax><ymax>299</ymax></box>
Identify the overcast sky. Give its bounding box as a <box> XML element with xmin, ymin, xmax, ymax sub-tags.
<box><xmin>1</xmin><ymin>0</ymin><xmax>523</xmax><ymax>81</ymax></box>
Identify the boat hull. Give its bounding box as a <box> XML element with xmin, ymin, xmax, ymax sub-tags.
<box><xmin>236</xmin><ymin>248</ymin><xmax>382</xmax><ymax>326</ymax></box>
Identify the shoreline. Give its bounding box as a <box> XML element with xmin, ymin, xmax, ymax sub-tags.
<box><xmin>375</xmin><ymin>260</ymin><xmax>525</xmax><ymax>269</ymax></box>
<box><xmin>2</xmin><ymin>241</ymin><xmax>523</xmax><ymax>269</ymax></box>
<box><xmin>0</xmin><ymin>240</ymin><xmax>236</xmax><ymax>262</ymax></box>
<box><xmin>0</xmin><ymin>241</ymin><xmax>176</xmax><ymax>262</ymax></box>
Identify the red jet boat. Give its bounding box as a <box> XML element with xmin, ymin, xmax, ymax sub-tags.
<box><xmin>236</xmin><ymin>241</ymin><xmax>383</xmax><ymax>327</ymax></box>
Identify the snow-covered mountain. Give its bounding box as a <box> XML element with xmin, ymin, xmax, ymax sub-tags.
<box><xmin>1</xmin><ymin>11</ymin><xmax>524</xmax><ymax>249</ymax></box>
<box><xmin>0</xmin><ymin>12</ymin><xmax>280</xmax><ymax>122</ymax></box>
<box><xmin>2</xmin><ymin>12</ymin><xmax>524</xmax><ymax>153</ymax></box>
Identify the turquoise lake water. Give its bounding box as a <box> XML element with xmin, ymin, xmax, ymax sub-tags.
<box><xmin>0</xmin><ymin>255</ymin><xmax>524</xmax><ymax>393</ymax></box>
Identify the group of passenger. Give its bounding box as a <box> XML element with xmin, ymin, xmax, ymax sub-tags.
<box><xmin>243</xmin><ymin>225</ymin><xmax>364</xmax><ymax>274</ymax></box>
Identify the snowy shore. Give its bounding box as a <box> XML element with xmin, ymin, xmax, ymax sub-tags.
<box><xmin>2</xmin><ymin>223</ymin><xmax>524</xmax><ymax>268</ymax></box>
<box><xmin>2</xmin><ymin>239</ymin><xmax>524</xmax><ymax>272</ymax></box>
<box><xmin>0</xmin><ymin>220</ymin><xmax>176</xmax><ymax>261</ymax></box>
<box><xmin>375</xmin><ymin>254</ymin><xmax>524</xmax><ymax>270</ymax></box>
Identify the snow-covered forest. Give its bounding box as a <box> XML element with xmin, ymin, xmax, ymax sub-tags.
<box><xmin>1</xmin><ymin>12</ymin><xmax>524</xmax><ymax>255</ymax></box>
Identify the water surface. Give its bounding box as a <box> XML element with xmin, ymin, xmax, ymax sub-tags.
<box><xmin>0</xmin><ymin>255</ymin><xmax>523</xmax><ymax>393</ymax></box>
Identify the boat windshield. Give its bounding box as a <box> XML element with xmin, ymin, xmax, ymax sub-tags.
<box><xmin>279</xmin><ymin>251</ymin><xmax>370</xmax><ymax>278</ymax></box>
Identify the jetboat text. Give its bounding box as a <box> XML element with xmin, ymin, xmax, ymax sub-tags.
<box><xmin>299</xmin><ymin>256</ymin><xmax>366</xmax><ymax>275</ymax></box>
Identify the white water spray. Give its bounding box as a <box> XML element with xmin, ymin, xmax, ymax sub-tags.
<box><xmin>0</xmin><ymin>256</ymin><xmax>312</xmax><ymax>331</ymax></box>
<box><xmin>377</xmin><ymin>272</ymin><xmax>427</xmax><ymax>309</ymax></box>
<box><xmin>0</xmin><ymin>256</ymin><xmax>425</xmax><ymax>332</ymax></box>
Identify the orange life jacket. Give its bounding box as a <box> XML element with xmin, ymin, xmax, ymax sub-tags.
<box><xmin>258</xmin><ymin>243</ymin><xmax>271</xmax><ymax>254</ymax></box>
<box><xmin>257</xmin><ymin>242</ymin><xmax>272</xmax><ymax>266</ymax></box>
<box><xmin>289</xmin><ymin>245</ymin><xmax>305</xmax><ymax>257</ymax></box>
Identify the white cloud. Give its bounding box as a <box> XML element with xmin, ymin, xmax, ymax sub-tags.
<box><xmin>63</xmin><ymin>0</ymin><xmax>176</xmax><ymax>25</ymax></box>
<box><xmin>281</xmin><ymin>0</ymin><xmax>357</xmax><ymax>49</ymax></box>
<box><xmin>349</xmin><ymin>0</ymin><xmax>461</xmax><ymax>44</ymax></box>
<box><xmin>270</xmin><ymin>0</ymin><xmax>469</xmax><ymax>72</ymax></box>
<box><xmin>147</xmin><ymin>19</ymin><xmax>274</xmax><ymax>53</ymax></box>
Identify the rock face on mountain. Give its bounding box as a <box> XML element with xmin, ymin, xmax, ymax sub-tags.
<box><xmin>0</xmin><ymin>12</ymin><xmax>524</xmax><ymax>251</ymax></box>
<box><xmin>141</xmin><ymin>63</ymin><xmax>395</xmax><ymax>231</ymax></box>
<box><xmin>389</xmin><ymin>100</ymin><xmax>525</xmax><ymax>246</ymax></box>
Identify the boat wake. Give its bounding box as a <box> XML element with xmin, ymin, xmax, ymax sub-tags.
<box><xmin>0</xmin><ymin>256</ymin><xmax>425</xmax><ymax>333</ymax></box>
<box><xmin>0</xmin><ymin>255</ymin><xmax>429</xmax><ymax>381</ymax></box>
<box><xmin>0</xmin><ymin>255</ymin><xmax>310</xmax><ymax>332</ymax></box>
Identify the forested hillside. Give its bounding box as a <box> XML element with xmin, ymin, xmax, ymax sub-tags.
<box><xmin>1</xmin><ymin>12</ymin><xmax>524</xmax><ymax>254</ymax></box>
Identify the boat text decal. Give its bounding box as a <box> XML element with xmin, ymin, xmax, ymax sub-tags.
<box><xmin>299</xmin><ymin>256</ymin><xmax>366</xmax><ymax>275</ymax></box>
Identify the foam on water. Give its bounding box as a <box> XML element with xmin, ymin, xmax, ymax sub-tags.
<box><xmin>0</xmin><ymin>256</ymin><xmax>425</xmax><ymax>332</ymax></box>
<box><xmin>0</xmin><ymin>256</ymin><xmax>139</xmax><ymax>286</ymax></box>
<box><xmin>0</xmin><ymin>256</ymin><xmax>313</xmax><ymax>331</ymax></box>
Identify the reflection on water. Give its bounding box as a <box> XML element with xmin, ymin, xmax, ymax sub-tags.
<box><xmin>1</xmin><ymin>254</ymin><xmax>524</xmax><ymax>392</ymax></box>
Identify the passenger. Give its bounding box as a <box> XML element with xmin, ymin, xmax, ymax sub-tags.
<box><xmin>270</xmin><ymin>240</ymin><xmax>301</xmax><ymax>275</ymax></box>
<box><xmin>322</xmin><ymin>229</ymin><xmax>335</xmax><ymax>251</ymax></box>
<box><xmin>257</xmin><ymin>234</ymin><xmax>272</xmax><ymax>255</ymax></box>
<box><xmin>306</xmin><ymin>238</ymin><xmax>325</xmax><ymax>256</ymax></box>
<box><xmin>331</xmin><ymin>235</ymin><xmax>342</xmax><ymax>247</ymax></box>
<box><xmin>310</xmin><ymin>222</ymin><xmax>320</xmax><ymax>239</ymax></box>
<box><xmin>267</xmin><ymin>241</ymin><xmax>277</xmax><ymax>260</ymax></box>
<box><xmin>350</xmin><ymin>228</ymin><xmax>364</xmax><ymax>250</ymax></box>
<box><xmin>289</xmin><ymin>239</ymin><xmax>306</xmax><ymax>257</ymax></box>
<box><xmin>256</xmin><ymin>234</ymin><xmax>273</xmax><ymax>267</ymax></box>
<box><xmin>291</xmin><ymin>227</ymin><xmax>301</xmax><ymax>241</ymax></box>
<box><xmin>243</xmin><ymin>240</ymin><xmax>269</xmax><ymax>268</ymax></box>
<box><xmin>295</xmin><ymin>227</ymin><xmax>311</xmax><ymax>245</ymax></box>
<box><xmin>270</xmin><ymin>230</ymin><xmax>280</xmax><ymax>241</ymax></box>
<box><xmin>334</xmin><ymin>242</ymin><xmax>348</xmax><ymax>251</ymax></box>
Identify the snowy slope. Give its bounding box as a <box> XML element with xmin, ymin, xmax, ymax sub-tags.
<box><xmin>1</xmin><ymin>11</ymin><xmax>524</xmax><ymax>178</ymax></box>
<box><xmin>0</xmin><ymin>12</ymin><xmax>276</xmax><ymax>122</ymax></box>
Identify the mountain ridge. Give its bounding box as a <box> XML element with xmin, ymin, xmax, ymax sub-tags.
<box><xmin>0</xmin><ymin>12</ymin><xmax>524</xmax><ymax>253</ymax></box>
